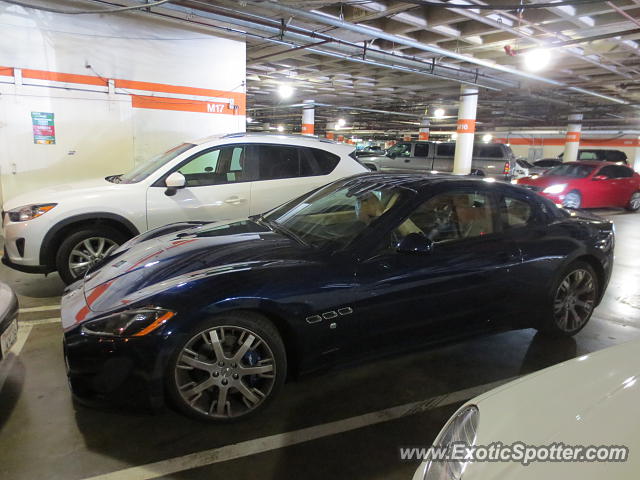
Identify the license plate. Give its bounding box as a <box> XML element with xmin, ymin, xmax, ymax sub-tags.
<box><xmin>1</xmin><ymin>319</ymin><xmax>18</xmax><ymax>359</ymax></box>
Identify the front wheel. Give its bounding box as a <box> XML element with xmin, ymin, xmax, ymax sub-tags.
<box><xmin>167</xmin><ymin>312</ymin><xmax>286</xmax><ymax>422</ymax></box>
<box><xmin>626</xmin><ymin>191</ymin><xmax>640</xmax><ymax>212</ymax></box>
<box><xmin>55</xmin><ymin>226</ymin><xmax>127</xmax><ymax>284</ymax></box>
<box><xmin>562</xmin><ymin>191</ymin><xmax>582</xmax><ymax>209</ymax></box>
<box><xmin>537</xmin><ymin>261</ymin><xmax>598</xmax><ymax>337</ymax></box>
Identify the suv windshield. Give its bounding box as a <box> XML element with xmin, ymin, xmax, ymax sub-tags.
<box><xmin>263</xmin><ymin>180</ymin><xmax>415</xmax><ymax>249</ymax></box>
<box><xmin>546</xmin><ymin>164</ymin><xmax>595</xmax><ymax>178</ymax></box>
<box><xmin>117</xmin><ymin>143</ymin><xmax>194</xmax><ymax>184</ymax></box>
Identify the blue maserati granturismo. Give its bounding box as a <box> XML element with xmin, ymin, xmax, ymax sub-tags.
<box><xmin>61</xmin><ymin>174</ymin><xmax>614</xmax><ymax>421</ymax></box>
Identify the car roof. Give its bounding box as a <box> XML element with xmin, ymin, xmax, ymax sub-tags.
<box><xmin>341</xmin><ymin>172</ymin><xmax>520</xmax><ymax>192</ymax></box>
<box><xmin>565</xmin><ymin>160</ymin><xmax>620</xmax><ymax>167</ymax></box>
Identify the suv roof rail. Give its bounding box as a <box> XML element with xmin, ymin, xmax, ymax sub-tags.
<box><xmin>221</xmin><ymin>131</ymin><xmax>339</xmax><ymax>144</ymax></box>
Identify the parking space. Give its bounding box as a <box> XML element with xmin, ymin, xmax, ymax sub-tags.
<box><xmin>1</xmin><ymin>209</ymin><xmax>638</xmax><ymax>480</ymax></box>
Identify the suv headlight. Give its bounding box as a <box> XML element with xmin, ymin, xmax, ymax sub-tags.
<box><xmin>7</xmin><ymin>203</ymin><xmax>57</xmax><ymax>222</ymax></box>
<box><xmin>82</xmin><ymin>307</ymin><xmax>175</xmax><ymax>337</ymax></box>
<box><xmin>422</xmin><ymin>405</ymin><xmax>479</xmax><ymax>480</ymax></box>
<box><xmin>542</xmin><ymin>184</ymin><xmax>567</xmax><ymax>195</ymax></box>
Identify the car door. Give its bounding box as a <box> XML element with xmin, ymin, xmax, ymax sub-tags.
<box><xmin>403</xmin><ymin>142</ymin><xmax>432</xmax><ymax>172</ymax></box>
<box><xmin>353</xmin><ymin>187</ymin><xmax>520</xmax><ymax>353</ymax></box>
<box><xmin>609</xmin><ymin>166</ymin><xmax>637</xmax><ymax>206</ymax></box>
<box><xmin>432</xmin><ymin>143</ymin><xmax>455</xmax><ymax>172</ymax></box>
<box><xmin>384</xmin><ymin>143</ymin><xmax>414</xmax><ymax>171</ymax></box>
<box><xmin>249</xmin><ymin>144</ymin><xmax>336</xmax><ymax>216</ymax></box>
<box><xmin>146</xmin><ymin>144</ymin><xmax>256</xmax><ymax>229</ymax></box>
<box><xmin>589</xmin><ymin>165</ymin><xmax>622</xmax><ymax>207</ymax></box>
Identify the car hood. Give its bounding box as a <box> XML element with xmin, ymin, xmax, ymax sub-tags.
<box><xmin>3</xmin><ymin>177</ymin><xmax>127</xmax><ymax>211</ymax></box>
<box><xmin>461</xmin><ymin>339</ymin><xmax>640</xmax><ymax>478</ymax></box>
<box><xmin>80</xmin><ymin>219</ymin><xmax>310</xmax><ymax>313</ymax></box>
<box><xmin>518</xmin><ymin>175</ymin><xmax>577</xmax><ymax>188</ymax></box>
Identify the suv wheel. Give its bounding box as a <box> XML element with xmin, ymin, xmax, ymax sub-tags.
<box><xmin>55</xmin><ymin>226</ymin><xmax>128</xmax><ymax>284</ymax></box>
<box><xmin>167</xmin><ymin>312</ymin><xmax>286</xmax><ymax>422</ymax></box>
<box><xmin>626</xmin><ymin>192</ymin><xmax>640</xmax><ymax>212</ymax></box>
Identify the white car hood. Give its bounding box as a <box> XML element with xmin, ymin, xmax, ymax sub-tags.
<box><xmin>3</xmin><ymin>177</ymin><xmax>127</xmax><ymax>211</ymax></box>
<box><xmin>461</xmin><ymin>339</ymin><xmax>640</xmax><ymax>479</ymax></box>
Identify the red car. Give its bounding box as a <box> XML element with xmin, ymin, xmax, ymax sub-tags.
<box><xmin>517</xmin><ymin>161</ymin><xmax>640</xmax><ymax>210</ymax></box>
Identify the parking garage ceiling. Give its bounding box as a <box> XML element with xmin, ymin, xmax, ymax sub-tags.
<box><xmin>24</xmin><ymin>0</ymin><xmax>640</xmax><ymax>135</ymax></box>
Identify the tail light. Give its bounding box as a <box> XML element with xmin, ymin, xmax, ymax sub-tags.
<box><xmin>503</xmin><ymin>161</ymin><xmax>511</xmax><ymax>175</ymax></box>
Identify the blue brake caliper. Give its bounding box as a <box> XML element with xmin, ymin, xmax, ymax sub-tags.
<box><xmin>243</xmin><ymin>350</ymin><xmax>261</xmax><ymax>387</ymax></box>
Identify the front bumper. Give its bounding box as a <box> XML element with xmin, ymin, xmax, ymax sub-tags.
<box><xmin>63</xmin><ymin>329</ymin><xmax>167</xmax><ymax>410</ymax></box>
<box><xmin>2</xmin><ymin>216</ymin><xmax>51</xmax><ymax>272</ymax></box>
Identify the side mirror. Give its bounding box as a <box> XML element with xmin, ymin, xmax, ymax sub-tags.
<box><xmin>592</xmin><ymin>175</ymin><xmax>609</xmax><ymax>181</ymax></box>
<box><xmin>165</xmin><ymin>171</ymin><xmax>186</xmax><ymax>196</ymax></box>
<box><xmin>396</xmin><ymin>233</ymin><xmax>434</xmax><ymax>254</ymax></box>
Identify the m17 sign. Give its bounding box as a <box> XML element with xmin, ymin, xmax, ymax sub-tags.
<box><xmin>31</xmin><ymin>112</ymin><xmax>56</xmax><ymax>144</ymax></box>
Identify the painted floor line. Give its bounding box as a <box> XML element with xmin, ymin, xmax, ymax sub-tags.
<box><xmin>20</xmin><ymin>317</ymin><xmax>60</xmax><ymax>326</ymax></box>
<box><xmin>0</xmin><ymin>324</ymin><xmax>33</xmax><ymax>393</ymax></box>
<box><xmin>83</xmin><ymin>377</ymin><xmax>516</xmax><ymax>480</ymax></box>
<box><xmin>19</xmin><ymin>304</ymin><xmax>60</xmax><ymax>313</ymax></box>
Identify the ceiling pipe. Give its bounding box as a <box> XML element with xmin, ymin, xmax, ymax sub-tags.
<box><xmin>253</xmin><ymin>1</ymin><xmax>632</xmax><ymax>105</ymax></box>
<box><xmin>248</xmin><ymin>102</ymin><xmax>424</xmax><ymax>118</ymax></box>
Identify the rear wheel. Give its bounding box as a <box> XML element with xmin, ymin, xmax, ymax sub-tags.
<box><xmin>626</xmin><ymin>191</ymin><xmax>640</xmax><ymax>212</ymax></box>
<box><xmin>537</xmin><ymin>261</ymin><xmax>598</xmax><ymax>337</ymax></box>
<box><xmin>562</xmin><ymin>191</ymin><xmax>581</xmax><ymax>209</ymax></box>
<box><xmin>167</xmin><ymin>312</ymin><xmax>286</xmax><ymax>422</ymax></box>
<box><xmin>55</xmin><ymin>226</ymin><xmax>127</xmax><ymax>284</ymax></box>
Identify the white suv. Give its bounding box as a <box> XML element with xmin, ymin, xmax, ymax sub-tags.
<box><xmin>2</xmin><ymin>133</ymin><xmax>367</xmax><ymax>283</ymax></box>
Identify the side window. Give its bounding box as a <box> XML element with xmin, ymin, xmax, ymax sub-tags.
<box><xmin>436</xmin><ymin>144</ymin><xmax>455</xmax><ymax>157</ymax></box>
<box><xmin>598</xmin><ymin>165</ymin><xmax>617</xmax><ymax>178</ymax></box>
<box><xmin>414</xmin><ymin>143</ymin><xmax>429</xmax><ymax>157</ymax></box>
<box><xmin>257</xmin><ymin>145</ymin><xmax>301</xmax><ymax>180</ymax></box>
<box><xmin>476</xmin><ymin>145</ymin><xmax>503</xmax><ymax>158</ymax></box>
<box><xmin>395</xmin><ymin>191</ymin><xmax>494</xmax><ymax>244</ymax></box>
<box><xmin>500</xmin><ymin>195</ymin><xmax>534</xmax><ymax>229</ymax></box>
<box><xmin>613</xmin><ymin>166</ymin><xmax>634</xmax><ymax>178</ymax></box>
<box><xmin>300</xmin><ymin>148</ymin><xmax>340</xmax><ymax>176</ymax></box>
<box><xmin>177</xmin><ymin>145</ymin><xmax>255</xmax><ymax>187</ymax></box>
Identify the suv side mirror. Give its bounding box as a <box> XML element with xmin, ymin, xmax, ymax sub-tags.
<box><xmin>592</xmin><ymin>175</ymin><xmax>609</xmax><ymax>181</ymax></box>
<box><xmin>396</xmin><ymin>233</ymin><xmax>434</xmax><ymax>254</ymax></box>
<box><xmin>165</xmin><ymin>171</ymin><xmax>186</xmax><ymax>196</ymax></box>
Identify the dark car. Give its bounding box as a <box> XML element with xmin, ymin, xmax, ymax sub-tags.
<box><xmin>0</xmin><ymin>282</ymin><xmax>19</xmax><ymax>361</ymax></box>
<box><xmin>61</xmin><ymin>174</ymin><xmax>614</xmax><ymax>422</ymax></box>
<box><xmin>559</xmin><ymin>149</ymin><xmax>628</xmax><ymax>164</ymax></box>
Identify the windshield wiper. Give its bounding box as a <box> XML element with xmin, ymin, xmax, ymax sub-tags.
<box><xmin>256</xmin><ymin>215</ymin><xmax>309</xmax><ymax>247</ymax></box>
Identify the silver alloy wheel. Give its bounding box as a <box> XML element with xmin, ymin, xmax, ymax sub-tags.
<box><xmin>68</xmin><ymin>236</ymin><xmax>119</xmax><ymax>279</ymax></box>
<box><xmin>175</xmin><ymin>325</ymin><xmax>276</xmax><ymax>419</ymax></box>
<box><xmin>553</xmin><ymin>268</ymin><xmax>597</xmax><ymax>332</ymax></box>
<box><xmin>630</xmin><ymin>192</ymin><xmax>640</xmax><ymax>211</ymax></box>
<box><xmin>562</xmin><ymin>191</ymin><xmax>581</xmax><ymax>209</ymax></box>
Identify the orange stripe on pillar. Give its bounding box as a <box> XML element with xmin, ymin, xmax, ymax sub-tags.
<box><xmin>565</xmin><ymin>131</ymin><xmax>581</xmax><ymax>142</ymax></box>
<box><xmin>456</xmin><ymin>119</ymin><xmax>476</xmax><ymax>134</ymax></box>
<box><xmin>326</xmin><ymin>132</ymin><xmax>334</xmax><ymax>140</ymax></box>
<box><xmin>301</xmin><ymin>123</ymin><xmax>314</xmax><ymax>135</ymax></box>
<box><xmin>419</xmin><ymin>131</ymin><xmax>429</xmax><ymax>140</ymax></box>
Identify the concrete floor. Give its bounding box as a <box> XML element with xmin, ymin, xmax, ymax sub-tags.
<box><xmin>0</xmin><ymin>209</ymin><xmax>639</xmax><ymax>480</ymax></box>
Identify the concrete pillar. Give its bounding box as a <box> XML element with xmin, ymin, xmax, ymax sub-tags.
<box><xmin>326</xmin><ymin>132</ymin><xmax>334</xmax><ymax>140</ymax></box>
<box><xmin>337</xmin><ymin>134</ymin><xmax>344</xmax><ymax>143</ymax></box>
<box><xmin>633</xmin><ymin>144</ymin><xmax>640</xmax><ymax>172</ymax></box>
<box><xmin>301</xmin><ymin>100</ymin><xmax>314</xmax><ymax>135</ymax></box>
<box><xmin>563</xmin><ymin>113</ymin><xmax>583</xmax><ymax>162</ymax></box>
<box><xmin>453</xmin><ymin>86</ymin><xmax>479</xmax><ymax>175</ymax></box>
<box><xmin>419</xmin><ymin>117</ymin><xmax>430</xmax><ymax>141</ymax></box>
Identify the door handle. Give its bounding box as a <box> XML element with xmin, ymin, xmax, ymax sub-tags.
<box><xmin>224</xmin><ymin>196</ymin><xmax>247</xmax><ymax>205</ymax></box>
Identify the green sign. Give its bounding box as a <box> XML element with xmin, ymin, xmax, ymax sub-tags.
<box><xmin>31</xmin><ymin>112</ymin><xmax>55</xmax><ymax>144</ymax></box>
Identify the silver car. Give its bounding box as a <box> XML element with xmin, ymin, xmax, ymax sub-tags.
<box><xmin>360</xmin><ymin>141</ymin><xmax>518</xmax><ymax>179</ymax></box>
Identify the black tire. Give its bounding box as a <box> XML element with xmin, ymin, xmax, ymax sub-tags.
<box><xmin>166</xmin><ymin>311</ymin><xmax>287</xmax><ymax>423</ymax></box>
<box><xmin>562</xmin><ymin>190</ymin><xmax>582</xmax><ymax>209</ymax></box>
<box><xmin>55</xmin><ymin>226</ymin><xmax>128</xmax><ymax>284</ymax></box>
<box><xmin>625</xmin><ymin>191</ymin><xmax>640</xmax><ymax>212</ymax></box>
<box><xmin>537</xmin><ymin>260</ymin><xmax>599</xmax><ymax>337</ymax></box>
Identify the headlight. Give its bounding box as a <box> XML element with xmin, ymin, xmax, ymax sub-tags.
<box><xmin>7</xmin><ymin>203</ymin><xmax>57</xmax><ymax>222</ymax></box>
<box><xmin>82</xmin><ymin>307</ymin><xmax>175</xmax><ymax>337</ymax></box>
<box><xmin>422</xmin><ymin>405</ymin><xmax>479</xmax><ymax>480</ymax></box>
<box><xmin>542</xmin><ymin>183</ymin><xmax>567</xmax><ymax>194</ymax></box>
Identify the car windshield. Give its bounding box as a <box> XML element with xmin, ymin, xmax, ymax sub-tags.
<box><xmin>546</xmin><ymin>164</ymin><xmax>595</xmax><ymax>178</ymax></box>
<box><xmin>117</xmin><ymin>143</ymin><xmax>194</xmax><ymax>184</ymax></box>
<box><xmin>263</xmin><ymin>180</ymin><xmax>415</xmax><ymax>249</ymax></box>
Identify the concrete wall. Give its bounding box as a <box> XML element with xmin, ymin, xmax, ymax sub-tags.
<box><xmin>0</xmin><ymin>4</ymin><xmax>246</xmax><ymax>203</ymax></box>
